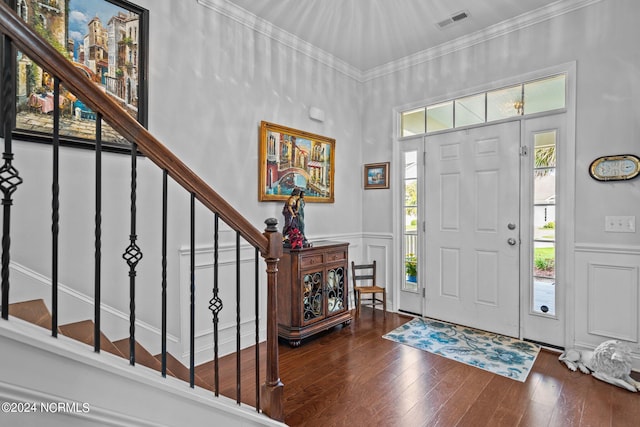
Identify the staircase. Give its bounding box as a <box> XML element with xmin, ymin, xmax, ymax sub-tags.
<box><xmin>4</xmin><ymin>296</ymin><xmax>279</xmax><ymax>424</ymax></box>
<box><xmin>0</xmin><ymin>302</ymin><xmax>282</xmax><ymax>426</ymax></box>
<box><xmin>0</xmin><ymin>2</ymin><xmax>284</xmax><ymax>424</ymax></box>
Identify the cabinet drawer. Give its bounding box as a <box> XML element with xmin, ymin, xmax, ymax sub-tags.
<box><xmin>325</xmin><ymin>250</ymin><xmax>347</xmax><ymax>263</ymax></box>
<box><xmin>300</xmin><ymin>254</ymin><xmax>323</xmax><ymax>268</ymax></box>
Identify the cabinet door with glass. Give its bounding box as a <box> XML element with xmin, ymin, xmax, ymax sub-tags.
<box><xmin>325</xmin><ymin>262</ymin><xmax>347</xmax><ymax>315</ymax></box>
<box><xmin>302</xmin><ymin>269</ymin><xmax>324</xmax><ymax>324</ymax></box>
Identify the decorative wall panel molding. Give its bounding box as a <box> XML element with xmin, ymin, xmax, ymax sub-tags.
<box><xmin>587</xmin><ymin>263</ymin><xmax>638</xmax><ymax>341</ymax></box>
<box><xmin>575</xmin><ymin>246</ymin><xmax>640</xmax><ymax>353</ymax></box>
<box><xmin>178</xmin><ymin>243</ymin><xmax>266</xmax><ymax>363</ymax></box>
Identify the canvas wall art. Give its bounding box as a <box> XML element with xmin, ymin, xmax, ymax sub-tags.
<box><xmin>8</xmin><ymin>0</ymin><xmax>148</xmax><ymax>152</ymax></box>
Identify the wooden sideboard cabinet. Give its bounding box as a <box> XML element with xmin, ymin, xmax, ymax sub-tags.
<box><xmin>277</xmin><ymin>241</ymin><xmax>351</xmax><ymax>346</ymax></box>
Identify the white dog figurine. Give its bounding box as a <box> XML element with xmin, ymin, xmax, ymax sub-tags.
<box><xmin>559</xmin><ymin>340</ymin><xmax>640</xmax><ymax>392</ymax></box>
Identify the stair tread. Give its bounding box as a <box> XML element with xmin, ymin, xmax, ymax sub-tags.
<box><xmin>113</xmin><ymin>338</ymin><xmax>165</xmax><ymax>372</ymax></box>
<box><xmin>9</xmin><ymin>299</ymin><xmax>53</xmax><ymax>330</ymax></box>
<box><xmin>58</xmin><ymin>319</ymin><xmax>125</xmax><ymax>358</ymax></box>
<box><xmin>155</xmin><ymin>352</ymin><xmax>213</xmax><ymax>390</ymax></box>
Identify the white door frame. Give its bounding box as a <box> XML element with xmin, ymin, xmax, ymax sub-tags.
<box><xmin>392</xmin><ymin>62</ymin><xmax>576</xmax><ymax>347</ymax></box>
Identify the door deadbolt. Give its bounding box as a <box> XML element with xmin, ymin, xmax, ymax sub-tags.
<box><xmin>507</xmin><ymin>223</ymin><xmax>516</xmax><ymax>230</ymax></box>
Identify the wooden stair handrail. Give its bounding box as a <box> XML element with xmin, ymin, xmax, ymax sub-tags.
<box><xmin>0</xmin><ymin>1</ymin><xmax>272</xmax><ymax>255</ymax></box>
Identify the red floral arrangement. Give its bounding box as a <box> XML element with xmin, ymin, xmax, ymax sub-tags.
<box><xmin>287</xmin><ymin>227</ymin><xmax>304</xmax><ymax>249</ymax></box>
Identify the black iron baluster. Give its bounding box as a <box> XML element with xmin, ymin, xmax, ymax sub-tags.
<box><xmin>236</xmin><ymin>231</ymin><xmax>241</xmax><ymax>405</ymax></box>
<box><xmin>254</xmin><ymin>246</ymin><xmax>260</xmax><ymax>412</ymax></box>
<box><xmin>122</xmin><ymin>143</ymin><xmax>142</xmax><ymax>365</ymax></box>
<box><xmin>51</xmin><ymin>78</ymin><xmax>60</xmax><ymax>337</ymax></box>
<box><xmin>208</xmin><ymin>213</ymin><xmax>222</xmax><ymax>396</ymax></box>
<box><xmin>161</xmin><ymin>170</ymin><xmax>168</xmax><ymax>377</ymax></box>
<box><xmin>189</xmin><ymin>193</ymin><xmax>195</xmax><ymax>388</ymax></box>
<box><xmin>0</xmin><ymin>33</ymin><xmax>22</xmax><ymax>320</ymax></box>
<box><xmin>94</xmin><ymin>114</ymin><xmax>102</xmax><ymax>352</ymax></box>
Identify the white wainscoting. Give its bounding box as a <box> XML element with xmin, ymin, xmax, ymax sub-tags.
<box><xmin>574</xmin><ymin>243</ymin><xmax>640</xmax><ymax>369</ymax></box>
<box><xmin>358</xmin><ymin>233</ymin><xmax>394</xmax><ymax>312</ymax></box>
<box><xmin>7</xmin><ymin>231</ymin><xmax>395</xmax><ymax>367</ymax></box>
<box><xmin>177</xmin><ymin>240</ymin><xmax>267</xmax><ymax>365</ymax></box>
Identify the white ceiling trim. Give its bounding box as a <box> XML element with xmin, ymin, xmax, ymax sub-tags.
<box><xmin>197</xmin><ymin>0</ymin><xmax>362</xmax><ymax>80</ymax></box>
<box><xmin>198</xmin><ymin>0</ymin><xmax>602</xmax><ymax>83</ymax></box>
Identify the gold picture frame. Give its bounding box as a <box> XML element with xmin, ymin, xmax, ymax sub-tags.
<box><xmin>258</xmin><ymin>121</ymin><xmax>335</xmax><ymax>203</ymax></box>
<box><xmin>364</xmin><ymin>162</ymin><xmax>390</xmax><ymax>189</ymax></box>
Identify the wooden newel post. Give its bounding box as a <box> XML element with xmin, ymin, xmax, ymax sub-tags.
<box><xmin>261</xmin><ymin>218</ymin><xmax>284</xmax><ymax>421</ymax></box>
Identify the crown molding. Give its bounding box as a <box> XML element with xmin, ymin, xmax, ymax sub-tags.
<box><xmin>198</xmin><ymin>0</ymin><xmax>602</xmax><ymax>83</ymax></box>
<box><xmin>362</xmin><ymin>0</ymin><xmax>603</xmax><ymax>81</ymax></box>
<box><xmin>197</xmin><ymin>0</ymin><xmax>362</xmax><ymax>81</ymax></box>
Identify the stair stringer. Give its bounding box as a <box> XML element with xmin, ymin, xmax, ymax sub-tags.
<box><xmin>0</xmin><ymin>317</ymin><xmax>286</xmax><ymax>427</ymax></box>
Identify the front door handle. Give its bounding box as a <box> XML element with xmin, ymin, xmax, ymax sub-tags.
<box><xmin>507</xmin><ymin>238</ymin><xmax>517</xmax><ymax>246</ymax></box>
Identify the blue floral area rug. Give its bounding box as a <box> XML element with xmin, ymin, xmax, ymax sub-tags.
<box><xmin>382</xmin><ymin>317</ymin><xmax>539</xmax><ymax>382</ymax></box>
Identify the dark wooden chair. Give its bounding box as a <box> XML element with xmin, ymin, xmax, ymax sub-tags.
<box><xmin>351</xmin><ymin>260</ymin><xmax>386</xmax><ymax>318</ymax></box>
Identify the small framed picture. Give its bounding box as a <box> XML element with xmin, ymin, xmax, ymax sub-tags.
<box><xmin>364</xmin><ymin>162</ymin><xmax>390</xmax><ymax>189</ymax></box>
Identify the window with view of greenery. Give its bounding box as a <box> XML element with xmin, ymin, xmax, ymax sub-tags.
<box><xmin>403</xmin><ymin>151</ymin><xmax>418</xmax><ymax>292</ymax></box>
<box><xmin>532</xmin><ymin>130</ymin><xmax>556</xmax><ymax>316</ymax></box>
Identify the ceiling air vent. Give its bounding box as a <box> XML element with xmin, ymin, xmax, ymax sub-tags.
<box><xmin>437</xmin><ymin>10</ymin><xmax>470</xmax><ymax>28</ymax></box>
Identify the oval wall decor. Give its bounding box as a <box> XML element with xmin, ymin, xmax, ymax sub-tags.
<box><xmin>589</xmin><ymin>154</ymin><xmax>640</xmax><ymax>181</ymax></box>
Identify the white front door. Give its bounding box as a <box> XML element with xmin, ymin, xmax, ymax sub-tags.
<box><xmin>424</xmin><ymin>121</ymin><xmax>521</xmax><ymax>337</ymax></box>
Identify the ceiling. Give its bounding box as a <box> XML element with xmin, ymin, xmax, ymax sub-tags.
<box><xmin>223</xmin><ymin>0</ymin><xmax>567</xmax><ymax>73</ymax></box>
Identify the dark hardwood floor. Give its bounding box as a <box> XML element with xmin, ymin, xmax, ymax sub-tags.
<box><xmin>200</xmin><ymin>308</ymin><xmax>640</xmax><ymax>427</ymax></box>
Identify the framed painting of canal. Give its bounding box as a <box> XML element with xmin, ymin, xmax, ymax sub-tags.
<box><xmin>259</xmin><ymin>121</ymin><xmax>335</xmax><ymax>203</ymax></box>
<box><xmin>6</xmin><ymin>0</ymin><xmax>148</xmax><ymax>153</ymax></box>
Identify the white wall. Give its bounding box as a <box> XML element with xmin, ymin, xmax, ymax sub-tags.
<box><xmin>360</xmin><ymin>0</ymin><xmax>640</xmax><ymax>354</ymax></box>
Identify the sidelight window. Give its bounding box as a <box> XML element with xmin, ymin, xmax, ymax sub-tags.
<box><xmin>403</xmin><ymin>151</ymin><xmax>418</xmax><ymax>292</ymax></box>
<box><xmin>532</xmin><ymin>130</ymin><xmax>557</xmax><ymax>316</ymax></box>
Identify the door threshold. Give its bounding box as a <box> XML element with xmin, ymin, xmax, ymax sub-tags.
<box><xmin>398</xmin><ymin>309</ymin><xmax>421</xmax><ymax>317</ymax></box>
<box><xmin>524</xmin><ymin>338</ymin><xmax>564</xmax><ymax>352</ymax></box>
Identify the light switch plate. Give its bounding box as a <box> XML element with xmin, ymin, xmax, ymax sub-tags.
<box><xmin>604</xmin><ymin>216</ymin><xmax>636</xmax><ymax>233</ymax></box>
